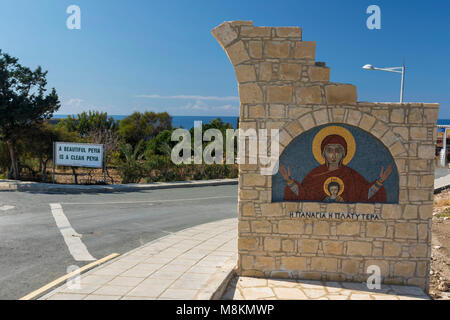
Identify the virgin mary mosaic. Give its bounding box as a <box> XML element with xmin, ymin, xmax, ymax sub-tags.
<box><xmin>272</xmin><ymin>124</ymin><xmax>399</xmax><ymax>203</ymax></box>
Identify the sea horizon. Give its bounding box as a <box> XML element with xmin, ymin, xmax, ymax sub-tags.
<box><xmin>52</xmin><ymin>114</ymin><xmax>450</xmax><ymax>131</ymax></box>
<box><xmin>52</xmin><ymin>114</ymin><xmax>239</xmax><ymax>129</ymax></box>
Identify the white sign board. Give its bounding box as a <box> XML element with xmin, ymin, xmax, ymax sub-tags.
<box><xmin>55</xmin><ymin>142</ymin><xmax>104</xmax><ymax>168</ymax></box>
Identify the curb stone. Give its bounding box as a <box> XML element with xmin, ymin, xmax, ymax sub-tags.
<box><xmin>0</xmin><ymin>178</ymin><xmax>238</xmax><ymax>193</ymax></box>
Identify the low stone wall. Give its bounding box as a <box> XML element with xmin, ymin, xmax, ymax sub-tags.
<box><xmin>212</xmin><ymin>20</ymin><xmax>439</xmax><ymax>290</ymax></box>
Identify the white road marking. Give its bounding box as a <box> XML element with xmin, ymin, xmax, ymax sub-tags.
<box><xmin>0</xmin><ymin>205</ymin><xmax>15</xmax><ymax>211</ymax></box>
<box><xmin>49</xmin><ymin>203</ymin><xmax>96</xmax><ymax>262</ymax></box>
<box><xmin>60</xmin><ymin>195</ymin><xmax>236</xmax><ymax>205</ymax></box>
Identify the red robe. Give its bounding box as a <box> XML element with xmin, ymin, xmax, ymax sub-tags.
<box><xmin>284</xmin><ymin>164</ymin><xmax>386</xmax><ymax>203</ymax></box>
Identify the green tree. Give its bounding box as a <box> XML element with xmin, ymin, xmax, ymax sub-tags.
<box><xmin>0</xmin><ymin>50</ymin><xmax>60</xmax><ymax>179</ymax></box>
<box><xmin>56</xmin><ymin>111</ymin><xmax>118</xmax><ymax>137</ymax></box>
<box><xmin>22</xmin><ymin>123</ymin><xmax>80</xmax><ymax>182</ymax></box>
<box><xmin>119</xmin><ymin>111</ymin><xmax>172</xmax><ymax>146</ymax></box>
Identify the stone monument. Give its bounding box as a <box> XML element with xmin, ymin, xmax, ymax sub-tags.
<box><xmin>212</xmin><ymin>21</ymin><xmax>439</xmax><ymax>290</ymax></box>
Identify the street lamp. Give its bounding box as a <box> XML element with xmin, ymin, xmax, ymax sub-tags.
<box><xmin>362</xmin><ymin>58</ymin><xmax>406</xmax><ymax>103</ymax></box>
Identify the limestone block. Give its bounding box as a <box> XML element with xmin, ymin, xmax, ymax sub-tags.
<box><xmin>239</xmin><ymin>237</ymin><xmax>258</xmax><ymax>250</ymax></box>
<box><xmin>239</xmin><ymin>83</ymin><xmax>263</xmax><ymax>104</ymax></box>
<box><xmin>264</xmin><ymin>237</ymin><xmax>281</xmax><ymax>251</ymax></box>
<box><xmin>390</xmin><ymin>109</ymin><xmax>405</xmax><ymax>123</ymax></box>
<box><xmin>248</xmin><ymin>105</ymin><xmax>265</xmax><ymax>118</ymax></box>
<box><xmin>239</xmin><ymin>189</ymin><xmax>259</xmax><ymax>200</ymax></box>
<box><xmin>313</xmin><ymin>109</ymin><xmax>329</xmax><ymax>125</ymax></box>
<box><xmin>331</xmin><ymin>108</ymin><xmax>346</xmax><ymax>122</ymax></box>
<box><xmin>403</xmin><ymin>205</ymin><xmax>418</xmax><ymax>219</ymax></box>
<box><xmin>325</xmin><ymin>84</ymin><xmax>357</xmax><ymax>105</ymax></box>
<box><xmin>275</xmin><ymin>27</ymin><xmax>302</xmax><ymax>38</ymax></box>
<box><xmin>269</xmin><ymin>104</ymin><xmax>285</xmax><ymax>118</ymax></box>
<box><xmin>255</xmin><ymin>256</ymin><xmax>276</xmax><ymax>269</ymax></box>
<box><xmin>260</xmin><ymin>202</ymin><xmax>284</xmax><ymax>217</ymax></box>
<box><xmin>424</xmin><ymin>108</ymin><xmax>439</xmax><ymax>124</ymax></box>
<box><xmin>298</xmin><ymin>239</ymin><xmax>319</xmax><ymax>253</ymax></box>
<box><xmin>282</xmin><ymin>239</ymin><xmax>295</xmax><ymax>252</ymax></box>
<box><xmin>395</xmin><ymin>223</ymin><xmax>417</xmax><ymax>239</ymax></box>
<box><xmin>336</xmin><ymin>222</ymin><xmax>360</xmax><ymax>236</ymax></box>
<box><xmin>243</xmin><ymin>173</ymin><xmax>266</xmax><ymax>187</ymax></box>
<box><xmin>279</xmin><ymin>220</ymin><xmax>304</xmax><ymax>234</ymax></box>
<box><xmin>372</xmin><ymin>109</ymin><xmax>389</xmax><ymax>122</ymax></box>
<box><xmin>211</xmin><ymin>22</ymin><xmax>238</xmax><ymax>48</ymax></box>
<box><xmin>347</xmin><ymin>241</ymin><xmax>372</xmax><ymax>256</ymax></box>
<box><xmin>371</xmin><ymin>121</ymin><xmax>389</xmax><ymax>138</ymax></box>
<box><xmin>258</xmin><ymin>62</ymin><xmax>273</xmax><ymax>81</ymax></box>
<box><xmin>285</xmin><ymin>120</ymin><xmax>303</xmax><ymax>137</ymax></box>
<box><xmin>310</xmin><ymin>66</ymin><xmax>330</xmax><ymax>82</ymax></box>
<box><xmin>227</xmin><ymin>41</ymin><xmax>250</xmax><ymax>65</ymax></box>
<box><xmin>366</xmin><ymin>223</ymin><xmax>387</xmax><ymax>237</ymax></box>
<box><xmin>364</xmin><ymin>260</ymin><xmax>389</xmax><ymax>276</ymax></box>
<box><xmin>384</xmin><ymin>242</ymin><xmax>401</xmax><ymax>257</ymax></box>
<box><xmin>313</xmin><ymin>221</ymin><xmax>330</xmax><ymax>235</ymax></box>
<box><xmin>409</xmin><ymin>189</ymin><xmax>429</xmax><ymax>201</ymax></box>
<box><xmin>241</xmin><ymin>26</ymin><xmax>272</xmax><ymax>37</ymax></box>
<box><xmin>242</xmin><ymin>203</ymin><xmax>255</xmax><ymax>216</ymax></box>
<box><xmin>251</xmin><ymin>220</ymin><xmax>272</xmax><ymax>233</ymax></box>
<box><xmin>265</xmin><ymin>41</ymin><xmax>290</xmax><ymax>58</ymax></box>
<box><xmin>394</xmin><ymin>262</ymin><xmax>416</xmax><ymax>277</ymax></box>
<box><xmin>268</xmin><ymin>86</ymin><xmax>293</xmax><ymax>103</ymax></box>
<box><xmin>235</xmin><ymin>64</ymin><xmax>257</xmax><ymax>83</ymax></box>
<box><xmin>239</xmin><ymin>220</ymin><xmax>251</xmax><ymax>233</ymax></box>
<box><xmin>347</xmin><ymin>110</ymin><xmax>362</xmax><ymax>126</ymax></box>
<box><xmin>280</xmin><ymin>63</ymin><xmax>302</xmax><ymax>81</ymax></box>
<box><xmin>359</xmin><ymin>114</ymin><xmax>376</xmax><ymax>131</ymax></box>
<box><xmin>248</xmin><ymin>41</ymin><xmax>262</xmax><ymax>58</ymax></box>
<box><xmin>295</xmin><ymin>86</ymin><xmax>322</xmax><ymax>104</ymax></box>
<box><xmin>419</xmin><ymin>204</ymin><xmax>433</xmax><ymax>219</ymax></box>
<box><xmin>342</xmin><ymin>260</ymin><xmax>360</xmax><ymax>274</ymax></box>
<box><xmin>241</xmin><ymin>255</ymin><xmax>254</xmax><ymax>269</ymax></box>
<box><xmin>418</xmin><ymin>224</ymin><xmax>428</xmax><ymax>240</ymax></box>
<box><xmin>418</xmin><ymin>145</ymin><xmax>435</xmax><ymax>159</ymax></box>
<box><xmin>288</xmin><ymin>106</ymin><xmax>312</xmax><ymax>119</ymax></box>
<box><xmin>294</xmin><ymin>41</ymin><xmax>316</xmax><ymax>59</ymax></box>
<box><xmin>355</xmin><ymin>203</ymin><xmax>375</xmax><ymax>214</ymax></box>
<box><xmin>393</xmin><ymin>127</ymin><xmax>408</xmax><ymax>140</ymax></box>
<box><xmin>381</xmin><ymin>204</ymin><xmax>402</xmax><ymax>219</ymax></box>
<box><xmin>410</xmin><ymin>127</ymin><xmax>427</xmax><ymax>140</ymax></box>
<box><xmin>411</xmin><ymin>244</ymin><xmax>427</xmax><ymax>258</ymax></box>
<box><xmin>322</xmin><ymin>241</ymin><xmax>344</xmax><ymax>255</ymax></box>
<box><xmin>408</xmin><ymin>108</ymin><xmax>423</xmax><ymax>123</ymax></box>
<box><xmin>281</xmin><ymin>256</ymin><xmax>307</xmax><ymax>270</ymax></box>
<box><xmin>311</xmin><ymin>257</ymin><xmax>338</xmax><ymax>272</ymax></box>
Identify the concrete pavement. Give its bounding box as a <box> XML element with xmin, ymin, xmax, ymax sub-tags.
<box><xmin>40</xmin><ymin>219</ymin><xmax>237</xmax><ymax>300</ymax></box>
<box><xmin>222</xmin><ymin>276</ymin><xmax>430</xmax><ymax>300</ymax></box>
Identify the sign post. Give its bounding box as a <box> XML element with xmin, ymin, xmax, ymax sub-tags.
<box><xmin>53</xmin><ymin>142</ymin><xmax>105</xmax><ymax>184</ymax></box>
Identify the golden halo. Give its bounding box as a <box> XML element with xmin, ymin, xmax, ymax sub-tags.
<box><xmin>323</xmin><ymin>177</ymin><xmax>345</xmax><ymax>196</ymax></box>
<box><xmin>312</xmin><ymin>125</ymin><xmax>356</xmax><ymax>165</ymax></box>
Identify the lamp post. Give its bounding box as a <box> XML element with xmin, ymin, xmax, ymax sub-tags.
<box><xmin>362</xmin><ymin>58</ymin><xmax>406</xmax><ymax>103</ymax></box>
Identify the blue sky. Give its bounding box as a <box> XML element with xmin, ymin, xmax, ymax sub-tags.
<box><xmin>1</xmin><ymin>0</ymin><xmax>449</xmax><ymax>117</ymax></box>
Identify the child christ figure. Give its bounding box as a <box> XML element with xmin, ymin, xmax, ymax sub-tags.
<box><xmin>279</xmin><ymin>133</ymin><xmax>392</xmax><ymax>203</ymax></box>
<box><xmin>323</xmin><ymin>181</ymin><xmax>345</xmax><ymax>203</ymax></box>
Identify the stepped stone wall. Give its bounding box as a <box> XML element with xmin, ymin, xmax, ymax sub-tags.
<box><xmin>212</xmin><ymin>20</ymin><xmax>439</xmax><ymax>290</ymax></box>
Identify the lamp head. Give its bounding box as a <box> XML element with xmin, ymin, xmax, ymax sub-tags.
<box><xmin>362</xmin><ymin>64</ymin><xmax>374</xmax><ymax>70</ymax></box>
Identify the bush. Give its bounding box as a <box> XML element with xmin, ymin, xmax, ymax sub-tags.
<box><xmin>116</xmin><ymin>141</ymin><xmax>145</xmax><ymax>184</ymax></box>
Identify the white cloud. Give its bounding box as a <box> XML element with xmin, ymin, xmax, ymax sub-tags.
<box><xmin>135</xmin><ymin>94</ymin><xmax>239</xmax><ymax>101</ymax></box>
<box><xmin>65</xmin><ymin>98</ymin><xmax>84</xmax><ymax>108</ymax></box>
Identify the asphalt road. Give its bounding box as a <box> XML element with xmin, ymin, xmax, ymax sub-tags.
<box><xmin>0</xmin><ymin>185</ymin><xmax>237</xmax><ymax>300</ymax></box>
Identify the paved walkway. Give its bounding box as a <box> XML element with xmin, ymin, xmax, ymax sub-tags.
<box><xmin>222</xmin><ymin>276</ymin><xmax>430</xmax><ymax>300</ymax></box>
<box><xmin>40</xmin><ymin>219</ymin><xmax>237</xmax><ymax>300</ymax></box>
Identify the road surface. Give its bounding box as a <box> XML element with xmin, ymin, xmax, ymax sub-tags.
<box><xmin>0</xmin><ymin>185</ymin><xmax>237</xmax><ymax>300</ymax></box>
